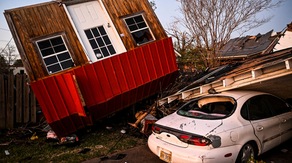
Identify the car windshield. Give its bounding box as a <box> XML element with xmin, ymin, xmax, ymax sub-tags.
<box><xmin>177</xmin><ymin>96</ymin><xmax>236</xmax><ymax>119</ymax></box>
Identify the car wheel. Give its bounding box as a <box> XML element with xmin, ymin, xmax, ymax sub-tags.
<box><xmin>236</xmin><ymin>142</ymin><xmax>257</xmax><ymax>163</ymax></box>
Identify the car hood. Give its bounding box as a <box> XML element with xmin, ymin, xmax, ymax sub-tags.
<box><xmin>156</xmin><ymin>113</ymin><xmax>222</xmax><ymax>136</ymax></box>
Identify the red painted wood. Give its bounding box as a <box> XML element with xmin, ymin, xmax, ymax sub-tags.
<box><xmin>32</xmin><ymin>37</ymin><xmax>178</xmax><ymax>138</ymax></box>
<box><xmin>93</xmin><ymin>61</ymin><xmax>114</xmax><ymax>100</ymax></box>
<box><xmin>83</xmin><ymin>65</ymin><xmax>106</xmax><ymax>104</ymax></box>
<box><xmin>30</xmin><ymin>82</ymin><xmax>53</xmax><ymax>123</ymax></box>
<box><xmin>111</xmin><ymin>56</ymin><xmax>129</xmax><ymax>93</ymax></box>
<box><xmin>118</xmin><ymin>52</ymin><xmax>136</xmax><ymax>89</ymax></box>
<box><xmin>102</xmin><ymin>59</ymin><xmax>121</xmax><ymax>96</ymax></box>
<box><xmin>149</xmin><ymin>43</ymin><xmax>164</xmax><ymax>77</ymax></box>
<box><xmin>135</xmin><ymin>48</ymin><xmax>150</xmax><ymax>83</ymax></box>
<box><xmin>127</xmin><ymin>50</ymin><xmax>143</xmax><ymax>86</ymax></box>
<box><xmin>156</xmin><ymin>40</ymin><xmax>170</xmax><ymax>75</ymax></box>
<box><xmin>73</xmin><ymin>68</ymin><xmax>95</xmax><ymax>107</ymax></box>
<box><xmin>142</xmin><ymin>45</ymin><xmax>157</xmax><ymax>80</ymax></box>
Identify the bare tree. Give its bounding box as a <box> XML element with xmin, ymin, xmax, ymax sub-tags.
<box><xmin>0</xmin><ymin>43</ymin><xmax>18</xmax><ymax>74</ymax></box>
<box><xmin>175</xmin><ymin>0</ymin><xmax>283</xmax><ymax>68</ymax></box>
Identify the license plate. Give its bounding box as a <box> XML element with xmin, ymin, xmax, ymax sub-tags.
<box><xmin>160</xmin><ymin>150</ymin><xmax>171</xmax><ymax>162</ymax></box>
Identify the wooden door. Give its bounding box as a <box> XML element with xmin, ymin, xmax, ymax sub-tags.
<box><xmin>67</xmin><ymin>1</ymin><xmax>126</xmax><ymax>62</ymax></box>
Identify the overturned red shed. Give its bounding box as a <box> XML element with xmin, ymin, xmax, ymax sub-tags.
<box><xmin>4</xmin><ymin>0</ymin><xmax>178</xmax><ymax>137</ymax></box>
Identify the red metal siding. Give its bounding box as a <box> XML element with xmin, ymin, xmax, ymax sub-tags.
<box><xmin>31</xmin><ymin>37</ymin><xmax>178</xmax><ymax>137</ymax></box>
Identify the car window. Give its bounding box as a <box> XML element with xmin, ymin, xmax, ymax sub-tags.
<box><xmin>246</xmin><ymin>96</ymin><xmax>274</xmax><ymax>120</ymax></box>
<box><xmin>263</xmin><ymin>95</ymin><xmax>291</xmax><ymax>115</ymax></box>
<box><xmin>241</xmin><ymin>102</ymin><xmax>249</xmax><ymax>120</ymax></box>
<box><xmin>177</xmin><ymin>96</ymin><xmax>235</xmax><ymax>120</ymax></box>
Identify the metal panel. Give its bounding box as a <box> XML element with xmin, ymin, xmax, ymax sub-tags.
<box><xmin>31</xmin><ymin>37</ymin><xmax>178</xmax><ymax>137</ymax></box>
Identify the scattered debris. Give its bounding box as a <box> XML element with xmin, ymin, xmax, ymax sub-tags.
<box><xmin>47</xmin><ymin>130</ymin><xmax>58</xmax><ymax>140</ymax></box>
<box><xmin>141</xmin><ymin>114</ymin><xmax>157</xmax><ymax>135</ymax></box>
<box><xmin>30</xmin><ymin>132</ymin><xmax>38</xmax><ymax>140</ymax></box>
<box><xmin>106</xmin><ymin>126</ymin><xmax>112</xmax><ymax>130</ymax></box>
<box><xmin>0</xmin><ymin>142</ymin><xmax>10</xmax><ymax>146</ymax></box>
<box><xmin>5</xmin><ymin>150</ymin><xmax>10</xmax><ymax>156</ymax></box>
<box><xmin>281</xmin><ymin>149</ymin><xmax>288</xmax><ymax>153</ymax></box>
<box><xmin>60</xmin><ymin>134</ymin><xmax>78</xmax><ymax>144</ymax></box>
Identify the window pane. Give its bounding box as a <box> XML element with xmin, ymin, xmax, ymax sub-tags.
<box><xmin>61</xmin><ymin>59</ymin><xmax>74</xmax><ymax>69</ymax></box>
<box><xmin>41</xmin><ymin>48</ymin><xmax>54</xmax><ymax>57</ymax></box>
<box><xmin>85</xmin><ymin>30</ymin><xmax>93</xmax><ymax>39</ymax></box>
<box><xmin>103</xmin><ymin>36</ymin><xmax>111</xmax><ymax>45</ymax></box>
<box><xmin>89</xmin><ymin>40</ymin><xmax>98</xmax><ymax>49</ymax></box>
<box><xmin>44</xmin><ymin>56</ymin><xmax>58</xmax><ymax>65</ymax></box>
<box><xmin>248</xmin><ymin>96</ymin><xmax>273</xmax><ymax>120</ymax></box>
<box><xmin>57</xmin><ymin>52</ymin><xmax>70</xmax><ymax>61</ymax></box>
<box><xmin>47</xmin><ymin>63</ymin><xmax>61</xmax><ymax>73</ymax></box>
<box><xmin>125</xmin><ymin>18</ymin><xmax>135</xmax><ymax>26</ymax></box>
<box><xmin>131</xmin><ymin>29</ymin><xmax>153</xmax><ymax>45</ymax></box>
<box><xmin>92</xmin><ymin>28</ymin><xmax>100</xmax><ymax>37</ymax></box>
<box><xmin>137</xmin><ymin>22</ymin><xmax>147</xmax><ymax>29</ymax></box>
<box><xmin>94</xmin><ymin>49</ymin><xmax>103</xmax><ymax>59</ymax></box>
<box><xmin>107</xmin><ymin>45</ymin><xmax>116</xmax><ymax>55</ymax></box>
<box><xmin>134</xmin><ymin>15</ymin><xmax>144</xmax><ymax>23</ymax></box>
<box><xmin>50</xmin><ymin>37</ymin><xmax>63</xmax><ymax>46</ymax></box>
<box><xmin>38</xmin><ymin>40</ymin><xmax>51</xmax><ymax>49</ymax></box>
<box><xmin>54</xmin><ymin>45</ymin><xmax>66</xmax><ymax>53</ymax></box>
<box><xmin>98</xmin><ymin>26</ymin><xmax>106</xmax><ymax>35</ymax></box>
<box><xmin>264</xmin><ymin>95</ymin><xmax>291</xmax><ymax>115</ymax></box>
<box><xmin>101</xmin><ymin>47</ymin><xmax>109</xmax><ymax>57</ymax></box>
<box><xmin>96</xmin><ymin>37</ymin><xmax>105</xmax><ymax>47</ymax></box>
<box><xmin>129</xmin><ymin>25</ymin><xmax>138</xmax><ymax>31</ymax></box>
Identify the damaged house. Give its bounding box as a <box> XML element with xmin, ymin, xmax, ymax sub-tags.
<box><xmin>4</xmin><ymin>0</ymin><xmax>178</xmax><ymax>137</ymax></box>
<box><xmin>160</xmin><ymin>23</ymin><xmax>292</xmax><ymax>106</ymax></box>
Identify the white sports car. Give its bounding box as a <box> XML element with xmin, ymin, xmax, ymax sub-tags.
<box><xmin>148</xmin><ymin>91</ymin><xmax>292</xmax><ymax>163</ymax></box>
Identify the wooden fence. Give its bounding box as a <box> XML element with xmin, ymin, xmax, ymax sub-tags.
<box><xmin>0</xmin><ymin>73</ymin><xmax>37</xmax><ymax>129</ymax></box>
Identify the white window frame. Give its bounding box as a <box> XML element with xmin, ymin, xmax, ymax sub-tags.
<box><xmin>123</xmin><ymin>14</ymin><xmax>155</xmax><ymax>46</ymax></box>
<box><xmin>30</xmin><ymin>31</ymin><xmax>76</xmax><ymax>75</ymax></box>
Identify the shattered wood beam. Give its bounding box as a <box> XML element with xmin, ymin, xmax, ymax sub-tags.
<box><xmin>252</xmin><ymin>69</ymin><xmax>263</xmax><ymax>79</ymax></box>
<box><xmin>223</xmin><ymin>77</ymin><xmax>234</xmax><ymax>87</ymax></box>
<box><xmin>182</xmin><ymin>91</ymin><xmax>192</xmax><ymax>99</ymax></box>
<box><xmin>159</xmin><ymin>99</ymin><xmax>168</xmax><ymax>106</ymax></box>
<box><xmin>285</xmin><ymin>59</ymin><xmax>292</xmax><ymax>69</ymax></box>
<box><xmin>168</xmin><ymin>95</ymin><xmax>179</xmax><ymax>104</ymax></box>
<box><xmin>200</xmin><ymin>85</ymin><xmax>211</xmax><ymax>94</ymax></box>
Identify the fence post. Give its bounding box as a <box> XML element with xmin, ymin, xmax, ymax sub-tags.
<box><xmin>16</xmin><ymin>74</ymin><xmax>22</xmax><ymax>123</ymax></box>
<box><xmin>0</xmin><ymin>74</ymin><xmax>5</xmax><ymax>129</ymax></box>
<box><xmin>23</xmin><ymin>74</ymin><xmax>30</xmax><ymax>123</ymax></box>
<box><xmin>31</xmin><ymin>90</ymin><xmax>37</xmax><ymax>123</ymax></box>
<box><xmin>6</xmin><ymin>73</ymin><xmax>14</xmax><ymax>129</ymax></box>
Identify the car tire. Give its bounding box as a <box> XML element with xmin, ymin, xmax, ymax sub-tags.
<box><xmin>236</xmin><ymin>142</ymin><xmax>257</xmax><ymax>163</ymax></box>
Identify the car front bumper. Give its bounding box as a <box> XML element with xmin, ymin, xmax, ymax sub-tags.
<box><xmin>148</xmin><ymin>133</ymin><xmax>240</xmax><ymax>163</ymax></box>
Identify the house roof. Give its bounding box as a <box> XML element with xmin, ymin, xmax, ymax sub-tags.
<box><xmin>219</xmin><ymin>30</ymin><xmax>278</xmax><ymax>59</ymax></box>
<box><xmin>159</xmin><ymin>47</ymin><xmax>292</xmax><ymax>105</ymax></box>
<box><xmin>274</xmin><ymin>22</ymin><xmax>292</xmax><ymax>51</ymax></box>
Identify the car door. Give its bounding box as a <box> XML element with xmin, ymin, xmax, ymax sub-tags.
<box><xmin>246</xmin><ymin>95</ymin><xmax>281</xmax><ymax>153</ymax></box>
<box><xmin>264</xmin><ymin>95</ymin><xmax>292</xmax><ymax>143</ymax></box>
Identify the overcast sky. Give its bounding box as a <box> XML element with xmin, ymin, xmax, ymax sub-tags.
<box><xmin>0</xmin><ymin>0</ymin><xmax>291</xmax><ymax>49</ymax></box>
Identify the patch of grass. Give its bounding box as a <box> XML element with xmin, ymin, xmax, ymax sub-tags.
<box><xmin>0</xmin><ymin>125</ymin><xmax>147</xmax><ymax>163</ymax></box>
